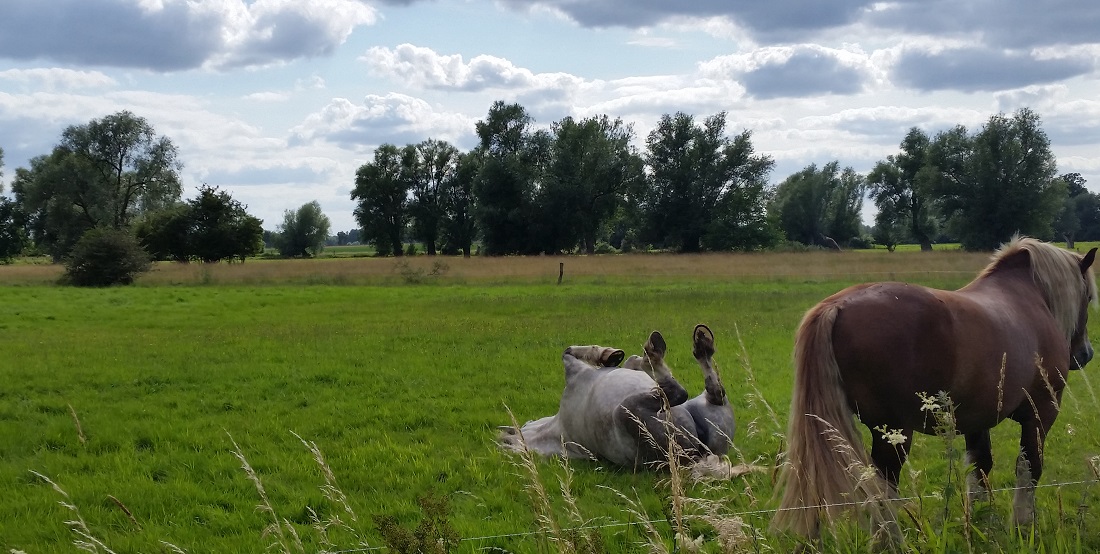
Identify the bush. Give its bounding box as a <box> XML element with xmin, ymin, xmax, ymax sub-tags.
<box><xmin>593</xmin><ymin>241</ymin><xmax>617</xmax><ymax>254</ymax></box>
<box><xmin>63</xmin><ymin>228</ymin><xmax>152</xmax><ymax>287</ymax></box>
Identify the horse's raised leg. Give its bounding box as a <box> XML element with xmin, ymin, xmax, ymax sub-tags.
<box><xmin>642</xmin><ymin>331</ymin><xmax>689</xmax><ymax>407</ymax></box>
<box><xmin>691</xmin><ymin>324</ymin><xmax>726</xmax><ymax>405</ymax></box>
<box><xmin>616</xmin><ymin>389</ymin><xmax>696</xmax><ymax>465</ymax></box>
<box><xmin>964</xmin><ymin>430</ymin><xmax>993</xmax><ymax>503</ymax></box>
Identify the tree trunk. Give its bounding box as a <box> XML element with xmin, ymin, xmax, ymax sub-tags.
<box><xmin>920</xmin><ymin>241</ymin><xmax>933</xmax><ymax>252</ymax></box>
<box><xmin>1064</xmin><ymin>232</ymin><xmax>1076</xmax><ymax>250</ymax></box>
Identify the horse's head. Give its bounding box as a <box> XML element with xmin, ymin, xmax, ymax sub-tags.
<box><xmin>1071</xmin><ymin>247</ymin><xmax>1097</xmax><ymax>370</ymax></box>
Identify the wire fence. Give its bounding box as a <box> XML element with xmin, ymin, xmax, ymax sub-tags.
<box><xmin>323</xmin><ymin>476</ymin><xmax>1100</xmax><ymax>553</ymax></box>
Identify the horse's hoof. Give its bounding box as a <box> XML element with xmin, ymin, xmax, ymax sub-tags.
<box><xmin>693</xmin><ymin>324</ymin><xmax>715</xmax><ymax>358</ymax></box>
<box><xmin>603</xmin><ymin>349</ymin><xmax>626</xmax><ymax>367</ymax></box>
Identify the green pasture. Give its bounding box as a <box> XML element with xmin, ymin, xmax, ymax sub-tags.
<box><xmin>4</xmin><ymin>269</ymin><xmax>1100</xmax><ymax>552</ymax></box>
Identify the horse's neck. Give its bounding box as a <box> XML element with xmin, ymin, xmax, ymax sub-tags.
<box><xmin>963</xmin><ymin>264</ymin><xmax>1040</xmax><ymax>301</ymax></box>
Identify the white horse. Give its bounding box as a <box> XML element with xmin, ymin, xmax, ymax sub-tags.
<box><xmin>500</xmin><ymin>325</ymin><xmax>734</xmax><ymax>470</ymax></box>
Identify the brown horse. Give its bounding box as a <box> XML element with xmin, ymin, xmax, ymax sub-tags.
<box><xmin>772</xmin><ymin>237</ymin><xmax>1097</xmax><ymax>541</ymax></box>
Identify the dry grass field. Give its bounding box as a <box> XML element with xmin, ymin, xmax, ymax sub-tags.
<box><xmin>1</xmin><ymin>248</ymin><xmax>995</xmax><ymax>286</ymax></box>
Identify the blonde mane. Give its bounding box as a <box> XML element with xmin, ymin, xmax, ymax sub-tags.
<box><xmin>983</xmin><ymin>236</ymin><xmax>1098</xmax><ymax>340</ymax></box>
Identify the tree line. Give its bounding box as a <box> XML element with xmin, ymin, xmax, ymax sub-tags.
<box><xmin>350</xmin><ymin>102</ymin><xmax>1097</xmax><ymax>256</ymax></box>
<box><xmin>0</xmin><ymin>104</ymin><xmax>1096</xmax><ymax>280</ymax></box>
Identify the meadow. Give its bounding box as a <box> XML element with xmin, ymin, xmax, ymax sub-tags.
<box><xmin>4</xmin><ymin>246</ymin><xmax>1100</xmax><ymax>553</ymax></box>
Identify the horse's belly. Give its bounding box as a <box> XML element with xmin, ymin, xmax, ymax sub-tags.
<box><xmin>557</xmin><ymin>369</ymin><xmax>656</xmax><ymax>463</ymax></box>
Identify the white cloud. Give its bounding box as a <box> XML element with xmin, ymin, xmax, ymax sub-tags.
<box><xmin>362</xmin><ymin>44</ymin><xmax>585</xmax><ymax>93</ymax></box>
<box><xmin>0</xmin><ymin>68</ymin><xmax>116</xmax><ymax>91</ymax></box>
<box><xmin>243</xmin><ymin>91</ymin><xmax>292</xmax><ymax>102</ymax></box>
<box><xmin>0</xmin><ymin>0</ymin><xmax>377</xmax><ymax>71</ymax></box>
<box><xmin>290</xmin><ymin>93</ymin><xmax>477</xmax><ymax>150</ymax></box>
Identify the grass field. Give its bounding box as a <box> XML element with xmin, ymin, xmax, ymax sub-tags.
<box><xmin>4</xmin><ymin>248</ymin><xmax>1100</xmax><ymax>553</ymax></box>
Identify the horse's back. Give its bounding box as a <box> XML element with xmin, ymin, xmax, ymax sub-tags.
<box><xmin>828</xmin><ymin>280</ymin><xmax>1063</xmax><ymax>431</ymax></box>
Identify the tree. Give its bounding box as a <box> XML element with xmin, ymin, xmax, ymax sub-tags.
<box><xmin>63</xmin><ymin>227</ymin><xmax>151</xmax><ymax>286</ymax></box>
<box><xmin>867</xmin><ymin>128</ymin><xmax>938</xmax><ymax>251</ymax></box>
<box><xmin>771</xmin><ymin>161</ymin><xmax>866</xmax><ymax>247</ymax></box>
<box><xmin>135</xmin><ymin>185</ymin><xmax>264</xmax><ymax>262</ymax></box>
<box><xmin>409</xmin><ymin>139</ymin><xmax>459</xmax><ymax>255</ymax></box>
<box><xmin>187</xmin><ymin>185</ymin><xmax>264</xmax><ymax>262</ymax></box>
<box><xmin>472</xmin><ymin>101</ymin><xmax>546</xmax><ymax>255</ymax></box>
<box><xmin>135</xmin><ymin>203</ymin><xmax>191</xmax><ymax>262</ymax></box>
<box><xmin>13</xmin><ymin>111</ymin><xmax>182</xmax><ymax>259</ymax></box>
<box><xmin>927</xmin><ymin>108</ymin><xmax>1062</xmax><ymax>251</ymax></box>
<box><xmin>440</xmin><ymin>151</ymin><xmax>480</xmax><ymax>257</ymax></box>
<box><xmin>538</xmin><ymin>115</ymin><xmax>645</xmax><ymax>254</ymax></box>
<box><xmin>1054</xmin><ymin>173</ymin><xmax>1100</xmax><ymax>248</ymax></box>
<box><xmin>352</xmin><ymin>144</ymin><xmax>411</xmax><ymax>257</ymax></box>
<box><xmin>275</xmin><ymin>201</ymin><xmax>331</xmax><ymax>258</ymax></box>
<box><xmin>0</xmin><ymin>147</ymin><xmax>27</xmax><ymax>262</ymax></box>
<box><xmin>641</xmin><ymin>112</ymin><xmax>775</xmax><ymax>252</ymax></box>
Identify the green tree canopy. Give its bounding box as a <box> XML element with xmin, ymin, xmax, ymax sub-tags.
<box><xmin>0</xmin><ymin>147</ymin><xmax>27</xmax><ymax>262</ymax></box>
<box><xmin>927</xmin><ymin>108</ymin><xmax>1062</xmax><ymax>250</ymax></box>
<box><xmin>772</xmin><ymin>161</ymin><xmax>866</xmax><ymax>248</ymax></box>
<box><xmin>439</xmin><ymin>150</ymin><xmax>480</xmax><ymax>257</ymax></box>
<box><xmin>63</xmin><ymin>227</ymin><xmax>151</xmax><ymax>286</ymax></box>
<box><xmin>537</xmin><ymin>115</ymin><xmax>644</xmax><ymax>254</ymax></box>
<box><xmin>472</xmin><ymin>101</ymin><xmax>547</xmax><ymax>255</ymax></box>
<box><xmin>409</xmin><ymin>139</ymin><xmax>459</xmax><ymax>256</ymax></box>
<box><xmin>1053</xmin><ymin>173</ymin><xmax>1100</xmax><ymax>248</ymax></box>
<box><xmin>187</xmin><ymin>185</ymin><xmax>264</xmax><ymax>262</ymax></box>
<box><xmin>275</xmin><ymin>201</ymin><xmax>331</xmax><ymax>258</ymax></box>
<box><xmin>867</xmin><ymin>127</ymin><xmax>938</xmax><ymax>251</ymax></box>
<box><xmin>135</xmin><ymin>186</ymin><xmax>263</xmax><ymax>263</ymax></box>
<box><xmin>352</xmin><ymin>144</ymin><xmax>411</xmax><ymax>257</ymax></box>
<box><xmin>641</xmin><ymin>112</ymin><xmax>775</xmax><ymax>252</ymax></box>
<box><xmin>13</xmin><ymin>111</ymin><xmax>182</xmax><ymax>259</ymax></box>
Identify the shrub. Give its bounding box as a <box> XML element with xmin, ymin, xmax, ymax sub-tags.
<box><xmin>63</xmin><ymin>228</ymin><xmax>152</xmax><ymax>287</ymax></box>
<box><xmin>593</xmin><ymin>241</ymin><xmax>617</xmax><ymax>254</ymax></box>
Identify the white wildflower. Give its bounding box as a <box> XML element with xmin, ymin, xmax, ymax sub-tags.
<box><xmin>874</xmin><ymin>425</ymin><xmax>907</xmax><ymax>446</ymax></box>
<box><xmin>917</xmin><ymin>391</ymin><xmax>941</xmax><ymax>413</ymax></box>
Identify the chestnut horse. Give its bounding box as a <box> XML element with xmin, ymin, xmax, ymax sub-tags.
<box><xmin>772</xmin><ymin>237</ymin><xmax>1097</xmax><ymax>541</ymax></box>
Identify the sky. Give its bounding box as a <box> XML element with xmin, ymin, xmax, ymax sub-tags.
<box><xmin>0</xmin><ymin>0</ymin><xmax>1099</xmax><ymax>233</ymax></box>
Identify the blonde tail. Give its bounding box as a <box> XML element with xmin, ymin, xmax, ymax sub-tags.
<box><xmin>771</xmin><ymin>303</ymin><xmax>894</xmax><ymax>539</ymax></box>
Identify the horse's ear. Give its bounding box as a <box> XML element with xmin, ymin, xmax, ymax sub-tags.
<box><xmin>1081</xmin><ymin>248</ymin><xmax>1097</xmax><ymax>274</ymax></box>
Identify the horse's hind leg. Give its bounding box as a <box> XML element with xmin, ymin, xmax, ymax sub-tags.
<box><xmin>692</xmin><ymin>324</ymin><xmax>726</xmax><ymax>405</ymax></box>
<box><xmin>964</xmin><ymin>430</ymin><xmax>993</xmax><ymax>502</ymax></box>
<box><xmin>870</xmin><ymin>429</ymin><xmax>912</xmax><ymax>490</ymax></box>
<box><xmin>1013</xmin><ymin>417</ymin><xmax>1050</xmax><ymax>527</ymax></box>
<box><xmin>642</xmin><ymin>331</ymin><xmax>689</xmax><ymax>406</ymax></box>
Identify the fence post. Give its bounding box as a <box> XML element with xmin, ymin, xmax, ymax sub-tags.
<box><xmin>558</xmin><ymin>262</ymin><xmax>564</xmax><ymax>285</ymax></box>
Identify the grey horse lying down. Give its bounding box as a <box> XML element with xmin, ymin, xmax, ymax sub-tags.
<box><xmin>500</xmin><ymin>324</ymin><xmax>734</xmax><ymax>470</ymax></box>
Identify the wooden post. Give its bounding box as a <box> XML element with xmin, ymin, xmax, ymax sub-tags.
<box><xmin>557</xmin><ymin>262</ymin><xmax>564</xmax><ymax>285</ymax></box>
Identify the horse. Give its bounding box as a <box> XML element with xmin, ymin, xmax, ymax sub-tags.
<box><xmin>772</xmin><ymin>236</ymin><xmax>1097</xmax><ymax>542</ymax></box>
<box><xmin>499</xmin><ymin>325</ymin><xmax>734</xmax><ymax>470</ymax></box>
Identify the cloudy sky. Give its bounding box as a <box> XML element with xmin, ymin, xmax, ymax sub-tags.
<box><xmin>1</xmin><ymin>0</ymin><xmax>1098</xmax><ymax>232</ymax></box>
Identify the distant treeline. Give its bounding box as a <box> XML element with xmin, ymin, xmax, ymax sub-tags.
<box><xmin>1</xmin><ymin>104</ymin><xmax>1095</xmax><ymax>266</ymax></box>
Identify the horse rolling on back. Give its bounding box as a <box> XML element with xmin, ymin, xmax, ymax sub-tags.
<box><xmin>499</xmin><ymin>325</ymin><xmax>734</xmax><ymax>470</ymax></box>
<box><xmin>772</xmin><ymin>236</ymin><xmax>1098</xmax><ymax>541</ymax></box>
